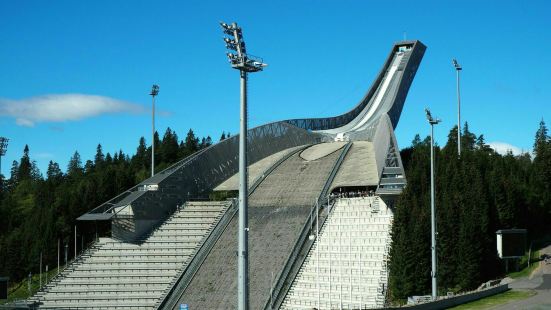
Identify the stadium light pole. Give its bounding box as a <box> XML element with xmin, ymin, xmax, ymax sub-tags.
<box><xmin>425</xmin><ymin>108</ymin><xmax>441</xmax><ymax>301</ymax></box>
<box><xmin>220</xmin><ymin>21</ymin><xmax>267</xmax><ymax>310</ymax></box>
<box><xmin>0</xmin><ymin>137</ymin><xmax>8</xmax><ymax>188</ymax></box>
<box><xmin>452</xmin><ymin>59</ymin><xmax>462</xmax><ymax>156</ymax></box>
<box><xmin>150</xmin><ymin>85</ymin><xmax>159</xmax><ymax>177</ymax></box>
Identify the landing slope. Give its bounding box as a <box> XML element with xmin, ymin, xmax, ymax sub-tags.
<box><xmin>176</xmin><ymin>146</ymin><xmax>342</xmax><ymax>309</ymax></box>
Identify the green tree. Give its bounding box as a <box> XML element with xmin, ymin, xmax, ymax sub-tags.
<box><xmin>18</xmin><ymin>145</ymin><xmax>32</xmax><ymax>181</ymax></box>
<box><xmin>67</xmin><ymin>151</ymin><xmax>83</xmax><ymax>176</ymax></box>
<box><xmin>161</xmin><ymin>128</ymin><xmax>179</xmax><ymax>164</ymax></box>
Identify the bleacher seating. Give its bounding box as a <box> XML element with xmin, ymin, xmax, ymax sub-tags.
<box><xmin>281</xmin><ymin>196</ymin><xmax>393</xmax><ymax>309</ymax></box>
<box><xmin>29</xmin><ymin>200</ymin><xmax>231</xmax><ymax>309</ymax></box>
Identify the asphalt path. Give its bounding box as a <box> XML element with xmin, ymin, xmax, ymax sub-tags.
<box><xmin>494</xmin><ymin>244</ymin><xmax>551</xmax><ymax>309</ymax></box>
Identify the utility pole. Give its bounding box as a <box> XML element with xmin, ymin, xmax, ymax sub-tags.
<box><xmin>39</xmin><ymin>252</ymin><xmax>42</xmax><ymax>289</ymax></box>
<box><xmin>0</xmin><ymin>137</ymin><xmax>8</xmax><ymax>189</ymax></box>
<box><xmin>452</xmin><ymin>59</ymin><xmax>462</xmax><ymax>156</ymax></box>
<box><xmin>74</xmin><ymin>225</ymin><xmax>77</xmax><ymax>259</ymax></box>
<box><xmin>150</xmin><ymin>84</ymin><xmax>159</xmax><ymax>177</ymax></box>
<box><xmin>28</xmin><ymin>272</ymin><xmax>32</xmax><ymax>295</ymax></box>
<box><xmin>220</xmin><ymin>21</ymin><xmax>266</xmax><ymax>310</ymax></box>
<box><xmin>425</xmin><ymin>108</ymin><xmax>441</xmax><ymax>300</ymax></box>
<box><xmin>57</xmin><ymin>239</ymin><xmax>60</xmax><ymax>275</ymax></box>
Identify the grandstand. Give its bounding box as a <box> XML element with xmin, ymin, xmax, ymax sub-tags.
<box><xmin>29</xmin><ymin>201</ymin><xmax>232</xmax><ymax>309</ymax></box>
<box><xmin>282</xmin><ymin>197</ymin><xmax>393</xmax><ymax>309</ymax></box>
<box><xmin>26</xmin><ymin>40</ymin><xmax>425</xmax><ymax>309</ymax></box>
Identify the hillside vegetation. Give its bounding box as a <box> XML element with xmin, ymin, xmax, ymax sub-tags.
<box><xmin>0</xmin><ymin>128</ymin><xmax>220</xmax><ymax>283</ymax></box>
<box><xmin>389</xmin><ymin>120</ymin><xmax>551</xmax><ymax>301</ymax></box>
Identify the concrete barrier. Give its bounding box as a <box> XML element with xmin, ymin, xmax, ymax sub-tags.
<box><xmin>385</xmin><ymin>284</ymin><xmax>509</xmax><ymax>310</ymax></box>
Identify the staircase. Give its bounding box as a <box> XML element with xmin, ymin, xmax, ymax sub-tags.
<box><xmin>28</xmin><ymin>200</ymin><xmax>232</xmax><ymax>309</ymax></box>
<box><xmin>281</xmin><ymin>197</ymin><xmax>393</xmax><ymax>310</ymax></box>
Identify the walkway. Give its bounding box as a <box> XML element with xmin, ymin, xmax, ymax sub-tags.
<box><xmin>494</xmin><ymin>244</ymin><xmax>551</xmax><ymax>309</ymax></box>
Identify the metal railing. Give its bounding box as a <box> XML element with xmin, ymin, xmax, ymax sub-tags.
<box><xmin>25</xmin><ymin>239</ymin><xmax>100</xmax><ymax>306</ymax></box>
<box><xmin>157</xmin><ymin>143</ymin><xmax>311</xmax><ymax>309</ymax></box>
<box><xmin>266</xmin><ymin>142</ymin><xmax>352</xmax><ymax>310</ymax></box>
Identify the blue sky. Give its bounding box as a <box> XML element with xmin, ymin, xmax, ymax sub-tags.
<box><xmin>1</xmin><ymin>0</ymin><xmax>550</xmax><ymax>176</ymax></box>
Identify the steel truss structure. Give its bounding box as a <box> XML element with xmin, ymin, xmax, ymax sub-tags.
<box><xmin>79</xmin><ymin>40</ymin><xmax>426</xmax><ymax>245</ymax></box>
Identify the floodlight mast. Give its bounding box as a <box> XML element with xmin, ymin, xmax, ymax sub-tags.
<box><xmin>150</xmin><ymin>85</ymin><xmax>159</xmax><ymax>178</ymax></box>
<box><xmin>452</xmin><ymin>59</ymin><xmax>462</xmax><ymax>156</ymax></box>
<box><xmin>425</xmin><ymin>108</ymin><xmax>441</xmax><ymax>301</ymax></box>
<box><xmin>221</xmin><ymin>21</ymin><xmax>266</xmax><ymax>310</ymax></box>
<box><xmin>0</xmin><ymin>137</ymin><xmax>8</xmax><ymax>188</ymax></box>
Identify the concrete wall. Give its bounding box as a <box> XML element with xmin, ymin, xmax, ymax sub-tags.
<box><xmin>385</xmin><ymin>285</ymin><xmax>509</xmax><ymax>310</ymax></box>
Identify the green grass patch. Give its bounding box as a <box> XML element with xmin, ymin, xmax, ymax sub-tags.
<box><xmin>1</xmin><ymin>267</ymin><xmax>60</xmax><ymax>305</ymax></box>
<box><xmin>450</xmin><ymin>290</ymin><xmax>536</xmax><ymax>310</ymax></box>
<box><xmin>508</xmin><ymin>249</ymin><xmax>541</xmax><ymax>279</ymax></box>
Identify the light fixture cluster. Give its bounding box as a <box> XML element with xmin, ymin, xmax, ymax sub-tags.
<box><xmin>0</xmin><ymin>137</ymin><xmax>8</xmax><ymax>156</ymax></box>
<box><xmin>425</xmin><ymin>108</ymin><xmax>441</xmax><ymax>125</ymax></box>
<box><xmin>452</xmin><ymin>58</ymin><xmax>462</xmax><ymax>71</ymax></box>
<box><xmin>220</xmin><ymin>21</ymin><xmax>266</xmax><ymax>72</ymax></box>
<box><xmin>150</xmin><ymin>84</ymin><xmax>159</xmax><ymax>97</ymax></box>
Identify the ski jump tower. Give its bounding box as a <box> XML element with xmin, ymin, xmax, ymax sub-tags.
<box><xmin>30</xmin><ymin>40</ymin><xmax>425</xmax><ymax>309</ymax></box>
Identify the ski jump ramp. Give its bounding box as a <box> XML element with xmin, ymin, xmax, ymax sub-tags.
<box><xmin>58</xmin><ymin>40</ymin><xmax>426</xmax><ymax>310</ymax></box>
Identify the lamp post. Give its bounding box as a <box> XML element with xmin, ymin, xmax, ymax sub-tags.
<box><xmin>150</xmin><ymin>84</ymin><xmax>159</xmax><ymax>177</ymax></box>
<box><xmin>452</xmin><ymin>59</ymin><xmax>462</xmax><ymax>156</ymax></box>
<box><xmin>0</xmin><ymin>137</ymin><xmax>8</xmax><ymax>188</ymax></box>
<box><xmin>28</xmin><ymin>272</ymin><xmax>32</xmax><ymax>295</ymax></box>
<box><xmin>220</xmin><ymin>21</ymin><xmax>266</xmax><ymax>310</ymax></box>
<box><xmin>74</xmin><ymin>225</ymin><xmax>77</xmax><ymax>259</ymax></box>
<box><xmin>64</xmin><ymin>243</ymin><xmax>68</xmax><ymax>266</ymax></box>
<box><xmin>57</xmin><ymin>239</ymin><xmax>60</xmax><ymax>275</ymax></box>
<box><xmin>39</xmin><ymin>252</ymin><xmax>42</xmax><ymax>289</ymax></box>
<box><xmin>425</xmin><ymin>108</ymin><xmax>441</xmax><ymax>300</ymax></box>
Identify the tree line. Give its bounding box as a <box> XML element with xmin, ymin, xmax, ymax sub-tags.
<box><xmin>0</xmin><ymin>128</ymin><xmax>224</xmax><ymax>282</ymax></box>
<box><xmin>388</xmin><ymin>120</ymin><xmax>551</xmax><ymax>302</ymax></box>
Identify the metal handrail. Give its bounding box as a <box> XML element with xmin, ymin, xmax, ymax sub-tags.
<box><xmin>157</xmin><ymin>143</ymin><xmax>310</xmax><ymax>309</ymax></box>
<box><xmin>82</xmin><ymin>145</ymin><xmax>212</xmax><ymax>216</ymax></box>
<box><xmin>266</xmin><ymin>142</ymin><xmax>352</xmax><ymax>310</ymax></box>
<box><xmin>28</xmin><ymin>239</ymin><xmax>100</xmax><ymax>304</ymax></box>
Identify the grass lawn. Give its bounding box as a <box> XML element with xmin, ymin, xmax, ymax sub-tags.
<box><xmin>0</xmin><ymin>267</ymin><xmax>60</xmax><ymax>305</ymax></box>
<box><xmin>449</xmin><ymin>290</ymin><xmax>536</xmax><ymax>310</ymax></box>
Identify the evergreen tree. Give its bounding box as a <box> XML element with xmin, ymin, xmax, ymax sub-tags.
<box><xmin>530</xmin><ymin>119</ymin><xmax>551</xmax><ymax>233</ymax></box>
<box><xmin>30</xmin><ymin>161</ymin><xmax>42</xmax><ymax>180</ymax></box>
<box><xmin>185</xmin><ymin>129</ymin><xmax>199</xmax><ymax>154</ymax></box>
<box><xmin>534</xmin><ymin>119</ymin><xmax>548</xmax><ymax>151</ymax></box>
<box><xmin>46</xmin><ymin>161</ymin><xmax>63</xmax><ymax>180</ymax></box>
<box><xmin>10</xmin><ymin>160</ymin><xmax>19</xmax><ymax>183</ymax></box>
<box><xmin>161</xmin><ymin>128</ymin><xmax>179</xmax><ymax>163</ymax></box>
<box><xmin>462</xmin><ymin>122</ymin><xmax>477</xmax><ymax>151</ymax></box>
<box><xmin>94</xmin><ymin>144</ymin><xmax>105</xmax><ymax>167</ymax></box>
<box><xmin>18</xmin><ymin>145</ymin><xmax>32</xmax><ymax>180</ymax></box>
<box><xmin>67</xmin><ymin>151</ymin><xmax>83</xmax><ymax>176</ymax></box>
<box><xmin>220</xmin><ymin>131</ymin><xmax>226</xmax><ymax>141</ymax></box>
<box><xmin>135</xmin><ymin>137</ymin><xmax>148</xmax><ymax>166</ymax></box>
<box><xmin>205</xmin><ymin>136</ymin><xmax>213</xmax><ymax>148</ymax></box>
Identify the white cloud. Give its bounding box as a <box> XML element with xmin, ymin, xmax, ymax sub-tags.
<box><xmin>488</xmin><ymin>141</ymin><xmax>524</xmax><ymax>156</ymax></box>
<box><xmin>0</xmin><ymin>94</ymin><xmax>147</xmax><ymax>126</ymax></box>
